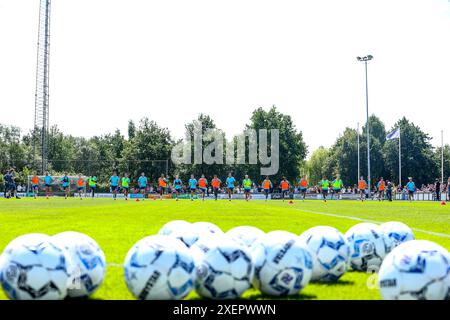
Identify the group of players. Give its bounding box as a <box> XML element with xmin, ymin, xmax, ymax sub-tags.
<box><xmin>5</xmin><ymin>169</ymin><xmax>446</xmax><ymax>202</ymax></box>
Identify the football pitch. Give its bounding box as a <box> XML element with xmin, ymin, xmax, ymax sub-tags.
<box><xmin>0</xmin><ymin>198</ymin><xmax>449</xmax><ymax>300</ymax></box>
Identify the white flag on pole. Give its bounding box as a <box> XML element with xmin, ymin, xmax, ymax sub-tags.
<box><xmin>386</xmin><ymin>128</ymin><xmax>400</xmax><ymax>140</ymax></box>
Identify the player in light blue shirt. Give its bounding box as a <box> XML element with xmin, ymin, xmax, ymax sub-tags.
<box><xmin>61</xmin><ymin>173</ymin><xmax>70</xmax><ymax>199</ymax></box>
<box><xmin>173</xmin><ymin>175</ymin><xmax>183</xmax><ymax>201</ymax></box>
<box><xmin>110</xmin><ymin>171</ymin><xmax>120</xmax><ymax>200</ymax></box>
<box><xmin>44</xmin><ymin>172</ymin><xmax>52</xmax><ymax>199</ymax></box>
<box><xmin>189</xmin><ymin>175</ymin><xmax>197</xmax><ymax>201</ymax></box>
<box><xmin>225</xmin><ymin>173</ymin><xmax>236</xmax><ymax>201</ymax></box>
<box><xmin>138</xmin><ymin>172</ymin><xmax>148</xmax><ymax>200</ymax></box>
<box><xmin>406</xmin><ymin>177</ymin><xmax>416</xmax><ymax>202</ymax></box>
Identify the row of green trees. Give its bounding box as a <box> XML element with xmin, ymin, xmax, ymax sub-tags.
<box><xmin>303</xmin><ymin>116</ymin><xmax>449</xmax><ymax>187</ymax></box>
<box><xmin>0</xmin><ymin>107</ymin><xmax>306</xmax><ymax>185</ymax></box>
<box><xmin>1</xmin><ymin>110</ymin><xmax>448</xmax><ymax>187</ymax></box>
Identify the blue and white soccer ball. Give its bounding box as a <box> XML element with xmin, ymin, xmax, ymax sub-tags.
<box><xmin>194</xmin><ymin>236</ymin><xmax>254</xmax><ymax>299</ymax></box>
<box><xmin>379</xmin><ymin>221</ymin><xmax>415</xmax><ymax>253</ymax></box>
<box><xmin>124</xmin><ymin>235</ymin><xmax>195</xmax><ymax>300</ymax></box>
<box><xmin>299</xmin><ymin>226</ymin><xmax>350</xmax><ymax>282</ymax></box>
<box><xmin>52</xmin><ymin>231</ymin><xmax>106</xmax><ymax>298</ymax></box>
<box><xmin>345</xmin><ymin>223</ymin><xmax>386</xmax><ymax>271</ymax></box>
<box><xmin>0</xmin><ymin>234</ymin><xmax>75</xmax><ymax>300</ymax></box>
<box><xmin>226</xmin><ymin>226</ymin><xmax>265</xmax><ymax>248</ymax></box>
<box><xmin>250</xmin><ymin>236</ymin><xmax>313</xmax><ymax>296</ymax></box>
<box><xmin>266</xmin><ymin>230</ymin><xmax>298</xmax><ymax>242</ymax></box>
<box><xmin>378</xmin><ymin>240</ymin><xmax>450</xmax><ymax>300</ymax></box>
<box><xmin>192</xmin><ymin>222</ymin><xmax>224</xmax><ymax>236</ymax></box>
<box><xmin>158</xmin><ymin>220</ymin><xmax>192</xmax><ymax>236</ymax></box>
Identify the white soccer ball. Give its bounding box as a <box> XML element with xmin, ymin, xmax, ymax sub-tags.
<box><xmin>52</xmin><ymin>231</ymin><xmax>106</xmax><ymax>298</ymax></box>
<box><xmin>250</xmin><ymin>236</ymin><xmax>313</xmax><ymax>296</ymax></box>
<box><xmin>192</xmin><ymin>222</ymin><xmax>224</xmax><ymax>236</ymax></box>
<box><xmin>378</xmin><ymin>240</ymin><xmax>450</xmax><ymax>300</ymax></box>
<box><xmin>195</xmin><ymin>237</ymin><xmax>254</xmax><ymax>299</ymax></box>
<box><xmin>190</xmin><ymin>234</ymin><xmax>220</xmax><ymax>263</ymax></box>
<box><xmin>0</xmin><ymin>235</ymin><xmax>75</xmax><ymax>300</ymax></box>
<box><xmin>299</xmin><ymin>226</ymin><xmax>350</xmax><ymax>282</ymax></box>
<box><xmin>345</xmin><ymin>223</ymin><xmax>386</xmax><ymax>271</ymax></box>
<box><xmin>226</xmin><ymin>226</ymin><xmax>265</xmax><ymax>248</ymax></box>
<box><xmin>124</xmin><ymin>235</ymin><xmax>195</xmax><ymax>300</ymax></box>
<box><xmin>158</xmin><ymin>220</ymin><xmax>192</xmax><ymax>236</ymax></box>
<box><xmin>380</xmin><ymin>221</ymin><xmax>415</xmax><ymax>253</ymax></box>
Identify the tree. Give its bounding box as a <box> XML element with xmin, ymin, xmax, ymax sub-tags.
<box><xmin>304</xmin><ymin>147</ymin><xmax>331</xmax><ymax>186</ymax></box>
<box><xmin>327</xmin><ymin>128</ymin><xmax>359</xmax><ymax>186</ymax></box>
<box><xmin>433</xmin><ymin>145</ymin><xmax>450</xmax><ymax>182</ymax></box>
<box><xmin>244</xmin><ymin>106</ymin><xmax>308</xmax><ymax>183</ymax></box>
<box><xmin>122</xmin><ymin>118</ymin><xmax>173</xmax><ymax>181</ymax></box>
<box><xmin>384</xmin><ymin>117</ymin><xmax>438</xmax><ymax>186</ymax></box>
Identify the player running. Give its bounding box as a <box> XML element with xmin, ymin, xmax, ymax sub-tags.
<box><xmin>77</xmin><ymin>175</ymin><xmax>85</xmax><ymax>200</ymax></box>
<box><xmin>262</xmin><ymin>176</ymin><xmax>272</xmax><ymax>201</ymax></box>
<box><xmin>225</xmin><ymin>173</ymin><xmax>236</xmax><ymax>201</ymax></box>
<box><xmin>88</xmin><ymin>175</ymin><xmax>98</xmax><ymax>198</ymax></box>
<box><xmin>31</xmin><ymin>172</ymin><xmax>39</xmax><ymax>199</ymax></box>
<box><xmin>242</xmin><ymin>175</ymin><xmax>253</xmax><ymax>201</ymax></box>
<box><xmin>280</xmin><ymin>177</ymin><xmax>290</xmax><ymax>202</ymax></box>
<box><xmin>331</xmin><ymin>175</ymin><xmax>343</xmax><ymax>200</ymax></box>
<box><xmin>158</xmin><ymin>174</ymin><xmax>168</xmax><ymax>200</ymax></box>
<box><xmin>110</xmin><ymin>171</ymin><xmax>120</xmax><ymax>200</ymax></box>
<box><xmin>298</xmin><ymin>175</ymin><xmax>308</xmax><ymax>201</ymax></box>
<box><xmin>138</xmin><ymin>172</ymin><xmax>148</xmax><ymax>200</ymax></box>
<box><xmin>189</xmin><ymin>175</ymin><xmax>198</xmax><ymax>201</ymax></box>
<box><xmin>319</xmin><ymin>176</ymin><xmax>329</xmax><ymax>202</ymax></box>
<box><xmin>198</xmin><ymin>175</ymin><xmax>208</xmax><ymax>201</ymax></box>
<box><xmin>173</xmin><ymin>175</ymin><xmax>183</xmax><ymax>201</ymax></box>
<box><xmin>211</xmin><ymin>175</ymin><xmax>221</xmax><ymax>200</ymax></box>
<box><xmin>44</xmin><ymin>172</ymin><xmax>52</xmax><ymax>199</ymax></box>
<box><xmin>377</xmin><ymin>177</ymin><xmax>386</xmax><ymax>201</ymax></box>
<box><xmin>358</xmin><ymin>176</ymin><xmax>367</xmax><ymax>201</ymax></box>
<box><xmin>122</xmin><ymin>173</ymin><xmax>131</xmax><ymax>200</ymax></box>
<box><xmin>406</xmin><ymin>177</ymin><xmax>416</xmax><ymax>202</ymax></box>
<box><xmin>61</xmin><ymin>173</ymin><xmax>70</xmax><ymax>199</ymax></box>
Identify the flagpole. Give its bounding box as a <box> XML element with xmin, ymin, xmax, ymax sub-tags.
<box><xmin>442</xmin><ymin>130</ymin><xmax>444</xmax><ymax>184</ymax></box>
<box><xmin>399</xmin><ymin>128</ymin><xmax>401</xmax><ymax>187</ymax></box>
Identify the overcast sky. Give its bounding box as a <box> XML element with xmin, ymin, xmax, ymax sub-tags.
<box><xmin>1</xmin><ymin>0</ymin><xmax>449</xmax><ymax>155</ymax></box>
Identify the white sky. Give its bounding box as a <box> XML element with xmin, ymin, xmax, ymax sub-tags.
<box><xmin>0</xmin><ymin>0</ymin><xmax>449</xmax><ymax>155</ymax></box>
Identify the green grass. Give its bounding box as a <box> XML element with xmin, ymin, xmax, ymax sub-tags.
<box><xmin>0</xmin><ymin>197</ymin><xmax>449</xmax><ymax>300</ymax></box>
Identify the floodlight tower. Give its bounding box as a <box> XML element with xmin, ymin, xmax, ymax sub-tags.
<box><xmin>33</xmin><ymin>0</ymin><xmax>51</xmax><ymax>173</ymax></box>
<box><xmin>356</xmin><ymin>54</ymin><xmax>373</xmax><ymax>198</ymax></box>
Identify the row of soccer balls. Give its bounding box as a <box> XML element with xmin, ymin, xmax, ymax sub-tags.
<box><xmin>0</xmin><ymin>221</ymin><xmax>448</xmax><ymax>300</ymax></box>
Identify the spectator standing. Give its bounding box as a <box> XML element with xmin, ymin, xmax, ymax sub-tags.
<box><xmin>435</xmin><ymin>179</ymin><xmax>441</xmax><ymax>201</ymax></box>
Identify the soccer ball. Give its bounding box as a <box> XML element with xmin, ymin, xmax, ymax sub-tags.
<box><xmin>124</xmin><ymin>235</ymin><xmax>195</xmax><ymax>300</ymax></box>
<box><xmin>190</xmin><ymin>234</ymin><xmax>220</xmax><ymax>263</ymax></box>
<box><xmin>0</xmin><ymin>235</ymin><xmax>75</xmax><ymax>300</ymax></box>
<box><xmin>194</xmin><ymin>237</ymin><xmax>254</xmax><ymax>299</ymax></box>
<box><xmin>52</xmin><ymin>231</ymin><xmax>106</xmax><ymax>298</ymax></box>
<box><xmin>299</xmin><ymin>226</ymin><xmax>350</xmax><ymax>282</ymax></box>
<box><xmin>380</xmin><ymin>221</ymin><xmax>415</xmax><ymax>253</ymax></box>
<box><xmin>345</xmin><ymin>223</ymin><xmax>386</xmax><ymax>271</ymax></box>
<box><xmin>192</xmin><ymin>222</ymin><xmax>223</xmax><ymax>235</ymax></box>
<box><xmin>226</xmin><ymin>226</ymin><xmax>265</xmax><ymax>248</ymax></box>
<box><xmin>378</xmin><ymin>240</ymin><xmax>450</xmax><ymax>300</ymax></box>
<box><xmin>158</xmin><ymin>220</ymin><xmax>192</xmax><ymax>236</ymax></box>
<box><xmin>250</xmin><ymin>236</ymin><xmax>313</xmax><ymax>296</ymax></box>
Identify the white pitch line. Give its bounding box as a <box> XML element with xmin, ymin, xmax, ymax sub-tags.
<box><xmin>294</xmin><ymin>208</ymin><xmax>450</xmax><ymax>239</ymax></box>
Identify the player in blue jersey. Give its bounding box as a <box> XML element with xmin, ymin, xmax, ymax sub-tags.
<box><xmin>43</xmin><ymin>172</ymin><xmax>52</xmax><ymax>199</ymax></box>
<box><xmin>110</xmin><ymin>171</ymin><xmax>120</xmax><ymax>200</ymax></box>
<box><xmin>61</xmin><ymin>173</ymin><xmax>70</xmax><ymax>199</ymax></box>
<box><xmin>406</xmin><ymin>177</ymin><xmax>416</xmax><ymax>202</ymax></box>
<box><xmin>138</xmin><ymin>172</ymin><xmax>148</xmax><ymax>200</ymax></box>
<box><xmin>188</xmin><ymin>175</ymin><xmax>197</xmax><ymax>201</ymax></box>
<box><xmin>225</xmin><ymin>172</ymin><xmax>236</xmax><ymax>201</ymax></box>
<box><xmin>173</xmin><ymin>175</ymin><xmax>183</xmax><ymax>201</ymax></box>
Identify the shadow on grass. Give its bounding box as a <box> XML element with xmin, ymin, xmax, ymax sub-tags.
<box><xmin>310</xmin><ymin>279</ymin><xmax>355</xmax><ymax>287</ymax></box>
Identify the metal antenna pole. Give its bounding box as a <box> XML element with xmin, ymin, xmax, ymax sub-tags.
<box><xmin>33</xmin><ymin>0</ymin><xmax>51</xmax><ymax>174</ymax></box>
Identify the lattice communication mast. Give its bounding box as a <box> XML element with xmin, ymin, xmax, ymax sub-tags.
<box><xmin>33</xmin><ymin>0</ymin><xmax>51</xmax><ymax>173</ymax></box>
